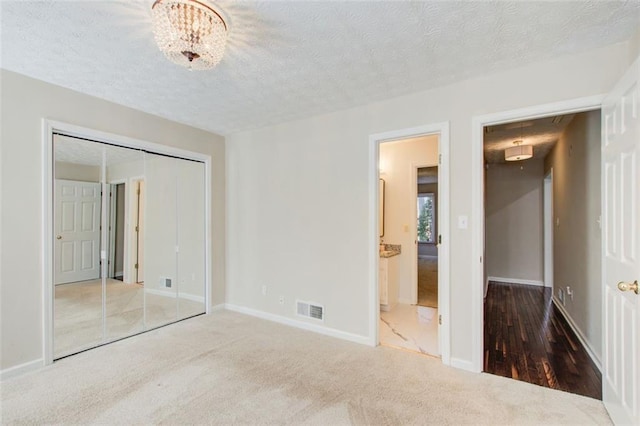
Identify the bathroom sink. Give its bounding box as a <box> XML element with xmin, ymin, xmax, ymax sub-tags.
<box><xmin>379</xmin><ymin>244</ymin><xmax>401</xmax><ymax>258</ymax></box>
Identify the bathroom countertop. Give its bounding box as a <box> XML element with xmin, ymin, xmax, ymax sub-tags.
<box><xmin>379</xmin><ymin>244</ymin><xmax>401</xmax><ymax>258</ymax></box>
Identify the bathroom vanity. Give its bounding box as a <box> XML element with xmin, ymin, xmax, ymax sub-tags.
<box><xmin>379</xmin><ymin>244</ymin><xmax>400</xmax><ymax>311</ymax></box>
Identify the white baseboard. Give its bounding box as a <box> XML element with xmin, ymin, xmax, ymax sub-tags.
<box><xmin>552</xmin><ymin>297</ymin><xmax>602</xmax><ymax>371</ymax></box>
<box><xmin>488</xmin><ymin>276</ymin><xmax>544</xmax><ymax>287</ymax></box>
<box><xmin>1</xmin><ymin>358</ymin><xmax>44</xmax><ymax>381</ymax></box>
<box><xmin>224</xmin><ymin>304</ymin><xmax>370</xmax><ymax>346</ymax></box>
<box><xmin>450</xmin><ymin>357</ymin><xmax>477</xmax><ymax>373</ymax></box>
<box><xmin>145</xmin><ymin>288</ymin><xmax>204</xmax><ymax>304</ymax></box>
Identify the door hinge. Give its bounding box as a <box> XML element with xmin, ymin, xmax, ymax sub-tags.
<box><xmin>438</xmin><ymin>315</ymin><xmax>442</xmax><ymax>325</ymax></box>
<box><xmin>137</xmin><ymin>188</ymin><xmax>141</xmax><ymax>195</ymax></box>
<box><xmin>480</xmin><ymin>256</ymin><xmax>483</xmax><ymax>263</ymax></box>
<box><xmin>438</xmin><ymin>234</ymin><xmax>442</xmax><ymax>244</ymax></box>
<box><xmin>439</xmin><ymin>154</ymin><xmax>442</xmax><ymax>165</ymax></box>
<box><xmin>135</xmin><ymin>226</ymin><xmax>139</xmax><ymax>232</ymax></box>
<box><xmin>134</xmin><ymin>263</ymin><xmax>139</xmax><ymax>269</ymax></box>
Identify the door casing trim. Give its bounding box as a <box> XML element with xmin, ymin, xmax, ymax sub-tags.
<box><xmin>369</xmin><ymin>121</ymin><xmax>451</xmax><ymax>365</ymax></box>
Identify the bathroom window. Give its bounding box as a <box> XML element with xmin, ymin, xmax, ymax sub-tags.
<box><xmin>417</xmin><ymin>193</ymin><xmax>435</xmax><ymax>243</ymax></box>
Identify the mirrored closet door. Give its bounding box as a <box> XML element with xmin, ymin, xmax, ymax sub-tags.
<box><xmin>53</xmin><ymin>134</ymin><xmax>206</xmax><ymax>359</ymax></box>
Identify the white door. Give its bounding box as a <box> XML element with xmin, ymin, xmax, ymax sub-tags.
<box><xmin>54</xmin><ymin>179</ymin><xmax>101</xmax><ymax>284</ymax></box>
<box><xmin>602</xmin><ymin>56</ymin><xmax>640</xmax><ymax>425</ymax></box>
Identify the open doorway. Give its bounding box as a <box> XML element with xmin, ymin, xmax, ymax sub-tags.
<box><xmin>376</xmin><ymin>135</ymin><xmax>440</xmax><ymax>356</ymax></box>
<box><xmin>482</xmin><ymin>111</ymin><xmax>602</xmax><ymax>399</ymax></box>
<box><xmin>417</xmin><ymin>167</ymin><xmax>438</xmax><ymax>309</ymax></box>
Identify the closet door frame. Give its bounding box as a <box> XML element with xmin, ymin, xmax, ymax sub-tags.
<box><xmin>43</xmin><ymin>119</ymin><xmax>212</xmax><ymax>365</ymax></box>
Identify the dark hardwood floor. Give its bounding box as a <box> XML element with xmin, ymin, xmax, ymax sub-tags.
<box><xmin>484</xmin><ymin>282</ymin><xmax>602</xmax><ymax>400</ymax></box>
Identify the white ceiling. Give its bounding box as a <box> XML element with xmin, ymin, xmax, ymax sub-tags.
<box><xmin>54</xmin><ymin>134</ymin><xmax>143</xmax><ymax>166</ymax></box>
<box><xmin>2</xmin><ymin>1</ymin><xmax>639</xmax><ymax>136</ymax></box>
<box><xmin>483</xmin><ymin>114</ymin><xmax>575</xmax><ymax>164</ymax></box>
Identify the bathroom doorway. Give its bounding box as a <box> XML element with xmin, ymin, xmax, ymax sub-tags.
<box><xmin>370</xmin><ymin>123</ymin><xmax>450</xmax><ymax>364</ymax></box>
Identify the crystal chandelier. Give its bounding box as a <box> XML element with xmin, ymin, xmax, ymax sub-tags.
<box><xmin>151</xmin><ymin>0</ymin><xmax>228</xmax><ymax>70</ymax></box>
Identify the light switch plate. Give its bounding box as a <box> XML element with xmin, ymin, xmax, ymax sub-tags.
<box><xmin>458</xmin><ymin>215</ymin><xmax>468</xmax><ymax>229</ymax></box>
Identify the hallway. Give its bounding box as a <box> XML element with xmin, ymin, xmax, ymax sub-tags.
<box><xmin>483</xmin><ymin>282</ymin><xmax>601</xmax><ymax>400</ymax></box>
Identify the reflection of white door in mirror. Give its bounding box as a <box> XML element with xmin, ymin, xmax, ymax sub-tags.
<box><xmin>54</xmin><ymin>179</ymin><xmax>101</xmax><ymax>285</ymax></box>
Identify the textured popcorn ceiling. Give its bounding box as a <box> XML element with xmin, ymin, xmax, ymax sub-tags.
<box><xmin>1</xmin><ymin>1</ymin><xmax>639</xmax><ymax>136</ymax></box>
<box><xmin>55</xmin><ymin>135</ymin><xmax>143</xmax><ymax>166</ymax></box>
<box><xmin>483</xmin><ymin>114</ymin><xmax>575</xmax><ymax>164</ymax></box>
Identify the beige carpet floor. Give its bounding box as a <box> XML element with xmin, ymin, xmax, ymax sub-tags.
<box><xmin>417</xmin><ymin>255</ymin><xmax>438</xmax><ymax>308</ymax></box>
<box><xmin>55</xmin><ymin>279</ymin><xmax>205</xmax><ymax>358</ymax></box>
<box><xmin>2</xmin><ymin>311</ymin><xmax>611</xmax><ymax>425</ymax></box>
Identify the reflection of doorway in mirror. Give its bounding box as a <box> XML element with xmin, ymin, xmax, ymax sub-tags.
<box><xmin>108</xmin><ymin>182</ymin><xmax>126</xmax><ymax>281</ymax></box>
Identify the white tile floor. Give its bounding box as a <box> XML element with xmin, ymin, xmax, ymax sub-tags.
<box><xmin>380</xmin><ymin>303</ymin><xmax>439</xmax><ymax>356</ymax></box>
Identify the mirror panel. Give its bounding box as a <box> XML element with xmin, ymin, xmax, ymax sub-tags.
<box><xmin>143</xmin><ymin>152</ymin><xmax>179</xmax><ymax>329</ymax></box>
<box><xmin>177</xmin><ymin>159</ymin><xmax>206</xmax><ymax>319</ymax></box>
<box><xmin>103</xmin><ymin>144</ymin><xmax>145</xmax><ymax>341</ymax></box>
<box><xmin>53</xmin><ymin>135</ymin><xmax>105</xmax><ymax>357</ymax></box>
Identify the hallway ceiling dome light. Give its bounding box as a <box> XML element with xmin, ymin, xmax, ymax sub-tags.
<box><xmin>505</xmin><ymin>140</ymin><xmax>533</xmax><ymax>161</ymax></box>
<box><xmin>151</xmin><ymin>0</ymin><xmax>228</xmax><ymax>70</ymax></box>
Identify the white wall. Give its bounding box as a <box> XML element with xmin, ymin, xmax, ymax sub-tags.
<box><xmin>544</xmin><ymin>110</ymin><xmax>602</xmax><ymax>361</ymax></box>
<box><xmin>0</xmin><ymin>70</ymin><xmax>225</xmax><ymax>371</ymax></box>
<box><xmin>226</xmin><ymin>42</ymin><xmax>633</xmax><ymax>365</ymax></box>
<box><xmin>380</xmin><ymin>136</ymin><xmax>438</xmax><ymax>303</ymax></box>
<box><xmin>485</xmin><ymin>160</ymin><xmax>544</xmax><ymax>284</ymax></box>
<box><xmin>55</xmin><ymin>161</ymin><xmax>100</xmax><ymax>182</ymax></box>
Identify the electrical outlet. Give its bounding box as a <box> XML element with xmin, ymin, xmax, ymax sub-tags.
<box><xmin>261</xmin><ymin>285</ymin><xmax>267</xmax><ymax>296</ymax></box>
<box><xmin>566</xmin><ymin>286</ymin><xmax>574</xmax><ymax>301</ymax></box>
<box><xmin>279</xmin><ymin>296</ymin><xmax>284</xmax><ymax>305</ymax></box>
